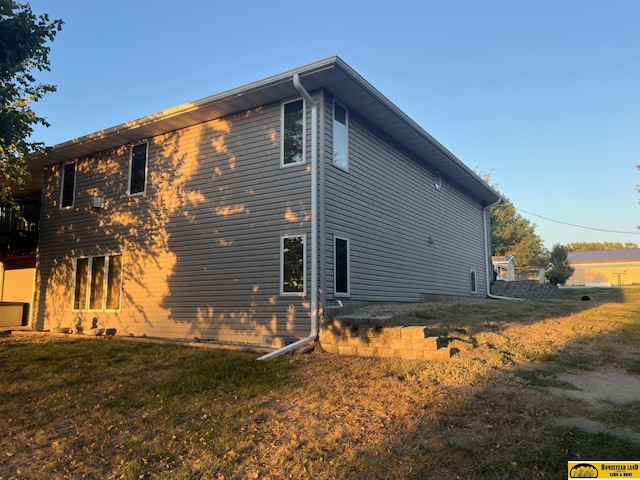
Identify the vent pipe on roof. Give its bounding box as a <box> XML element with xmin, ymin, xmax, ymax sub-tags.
<box><xmin>258</xmin><ymin>74</ymin><xmax>319</xmax><ymax>360</ymax></box>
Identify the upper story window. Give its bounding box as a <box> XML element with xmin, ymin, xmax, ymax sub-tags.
<box><xmin>129</xmin><ymin>142</ymin><xmax>148</xmax><ymax>195</ymax></box>
<box><xmin>333</xmin><ymin>102</ymin><xmax>348</xmax><ymax>170</ymax></box>
<box><xmin>281</xmin><ymin>99</ymin><xmax>305</xmax><ymax>166</ymax></box>
<box><xmin>60</xmin><ymin>161</ymin><xmax>76</xmax><ymax>209</ymax></box>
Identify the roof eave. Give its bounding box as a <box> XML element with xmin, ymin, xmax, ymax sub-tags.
<box><xmin>27</xmin><ymin>56</ymin><xmax>500</xmax><ymax>204</ymax></box>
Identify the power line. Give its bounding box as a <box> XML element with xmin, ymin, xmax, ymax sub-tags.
<box><xmin>516</xmin><ymin>208</ymin><xmax>640</xmax><ymax>235</ymax></box>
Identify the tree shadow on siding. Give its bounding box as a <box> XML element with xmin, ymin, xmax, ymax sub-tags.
<box><xmin>157</xmin><ymin>107</ymin><xmax>313</xmax><ymax>343</ymax></box>
<box><xmin>34</xmin><ymin>103</ymin><xmax>311</xmax><ymax>343</ymax></box>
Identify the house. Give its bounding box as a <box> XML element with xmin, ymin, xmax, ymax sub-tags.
<box><xmin>566</xmin><ymin>249</ymin><xmax>640</xmax><ymax>286</ymax></box>
<box><xmin>2</xmin><ymin>57</ymin><xmax>500</xmax><ymax>353</ymax></box>
<box><xmin>492</xmin><ymin>255</ymin><xmax>517</xmax><ymax>281</ymax></box>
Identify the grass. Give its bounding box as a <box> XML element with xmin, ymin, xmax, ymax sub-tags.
<box><xmin>1</xmin><ymin>287</ymin><xmax>639</xmax><ymax>479</ymax></box>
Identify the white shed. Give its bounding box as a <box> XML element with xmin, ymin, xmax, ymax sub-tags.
<box><xmin>492</xmin><ymin>255</ymin><xmax>517</xmax><ymax>281</ymax></box>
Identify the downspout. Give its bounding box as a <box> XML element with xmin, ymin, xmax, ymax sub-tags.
<box><xmin>258</xmin><ymin>73</ymin><xmax>319</xmax><ymax>360</ymax></box>
<box><xmin>483</xmin><ymin>198</ymin><xmax>523</xmax><ymax>301</ymax></box>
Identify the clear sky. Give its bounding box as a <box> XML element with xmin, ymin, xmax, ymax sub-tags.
<box><xmin>27</xmin><ymin>0</ymin><xmax>640</xmax><ymax>250</ymax></box>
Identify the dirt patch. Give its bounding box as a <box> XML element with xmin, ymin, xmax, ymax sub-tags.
<box><xmin>547</xmin><ymin>369</ymin><xmax>640</xmax><ymax>444</ymax></box>
<box><xmin>549</xmin><ymin>369</ymin><xmax>640</xmax><ymax>406</ymax></box>
<box><xmin>550</xmin><ymin>417</ymin><xmax>640</xmax><ymax>445</ymax></box>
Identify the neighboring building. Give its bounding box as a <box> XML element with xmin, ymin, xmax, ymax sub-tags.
<box><xmin>567</xmin><ymin>249</ymin><xmax>640</xmax><ymax>286</ymax></box>
<box><xmin>492</xmin><ymin>255</ymin><xmax>517</xmax><ymax>281</ymax></box>
<box><xmin>3</xmin><ymin>57</ymin><xmax>500</xmax><ymax>351</ymax></box>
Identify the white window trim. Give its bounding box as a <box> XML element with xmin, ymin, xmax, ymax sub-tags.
<box><xmin>334</xmin><ymin>235</ymin><xmax>350</xmax><ymax>297</ymax></box>
<box><xmin>332</xmin><ymin>101</ymin><xmax>349</xmax><ymax>172</ymax></box>
<box><xmin>59</xmin><ymin>160</ymin><xmax>77</xmax><ymax>210</ymax></box>
<box><xmin>128</xmin><ymin>141</ymin><xmax>148</xmax><ymax>196</ymax></box>
<box><xmin>470</xmin><ymin>268</ymin><xmax>478</xmax><ymax>295</ymax></box>
<box><xmin>72</xmin><ymin>253</ymin><xmax>123</xmax><ymax>312</ymax></box>
<box><xmin>280</xmin><ymin>233</ymin><xmax>307</xmax><ymax>297</ymax></box>
<box><xmin>280</xmin><ymin>98</ymin><xmax>306</xmax><ymax>168</ymax></box>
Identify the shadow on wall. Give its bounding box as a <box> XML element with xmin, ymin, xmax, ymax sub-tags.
<box><xmin>35</xmin><ymin>106</ymin><xmax>311</xmax><ymax>344</ymax></box>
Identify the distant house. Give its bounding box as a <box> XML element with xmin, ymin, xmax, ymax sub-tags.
<box><xmin>492</xmin><ymin>255</ymin><xmax>517</xmax><ymax>281</ymax></box>
<box><xmin>567</xmin><ymin>249</ymin><xmax>640</xmax><ymax>286</ymax></box>
<box><xmin>1</xmin><ymin>57</ymin><xmax>500</xmax><ymax>352</ymax></box>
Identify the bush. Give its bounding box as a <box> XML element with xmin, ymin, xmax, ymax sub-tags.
<box><xmin>545</xmin><ymin>244</ymin><xmax>575</xmax><ymax>286</ymax></box>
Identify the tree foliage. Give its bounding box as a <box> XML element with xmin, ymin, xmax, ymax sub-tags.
<box><xmin>567</xmin><ymin>241</ymin><xmax>638</xmax><ymax>252</ymax></box>
<box><xmin>545</xmin><ymin>243</ymin><xmax>574</xmax><ymax>286</ymax></box>
<box><xmin>476</xmin><ymin>170</ymin><xmax>544</xmax><ymax>269</ymax></box>
<box><xmin>0</xmin><ymin>0</ymin><xmax>62</xmax><ymax>203</ymax></box>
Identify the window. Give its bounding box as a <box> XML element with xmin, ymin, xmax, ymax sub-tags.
<box><xmin>73</xmin><ymin>254</ymin><xmax>123</xmax><ymax>311</ymax></box>
<box><xmin>89</xmin><ymin>256</ymin><xmax>105</xmax><ymax>310</ymax></box>
<box><xmin>73</xmin><ymin>258</ymin><xmax>88</xmax><ymax>310</ymax></box>
<box><xmin>60</xmin><ymin>162</ymin><xmax>76</xmax><ymax>208</ymax></box>
<box><xmin>129</xmin><ymin>142</ymin><xmax>148</xmax><ymax>195</ymax></box>
<box><xmin>334</xmin><ymin>236</ymin><xmax>350</xmax><ymax>296</ymax></box>
<box><xmin>281</xmin><ymin>234</ymin><xmax>306</xmax><ymax>295</ymax></box>
<box><xmin>333</xmin><ymin>102</ymin><xmax>348</xmax><ymax>170</ymax></box>
<box><xmin>281</xmin><ymin>99</ymin><xmax>305</xmax><ymax>166</ymax></box>
<box><xmin>470</xmin><ymin>269</ymin><xmax>477</xmax><ymax>294</ymax></box>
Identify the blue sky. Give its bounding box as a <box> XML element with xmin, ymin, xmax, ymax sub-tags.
<box><xmin>27</xmin><ymin>0</ymin><xmax>640</xmax><ymax>249</ymax></box>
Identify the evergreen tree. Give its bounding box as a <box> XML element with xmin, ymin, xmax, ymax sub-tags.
<box><xmin>545</xmin><ymin>243</ymin><xmax>574</xmax><ymax>286</ymax></box>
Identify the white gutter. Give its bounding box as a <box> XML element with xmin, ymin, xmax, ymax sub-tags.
<box><xmin>258</xmin><ymin>73</ymin><xmax>319</xmax><ymax>360</ymax></box>
<box><xmin>483</xmin><ymin>199</ymin><xmax>524</xmax><ymax>301</ymax></box>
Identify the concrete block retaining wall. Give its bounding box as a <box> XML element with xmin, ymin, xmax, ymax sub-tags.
<box><xmin>319</xmin><ymin>313</ymin><xmax>452</xmax><ymax>361</ymax></box>
<box><xmin>491</xmin><ymin>280</ymin><xmax>566</xmax><ymax>299</ymax></box>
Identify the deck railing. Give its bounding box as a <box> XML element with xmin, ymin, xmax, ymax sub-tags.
<box><xmin>0</xmin><ymin>200</ymin><xmax>40</xmax><ymax>235</ymax></box>
<box><xmin>0</xmin><ymin>200</ymin><xmax>40</xmax><ymax>257</ymax></box>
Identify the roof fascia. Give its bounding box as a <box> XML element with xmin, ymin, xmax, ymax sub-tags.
<box><xmin>29</xmin><ymin>55</ymin><xmax>500</xmax><ymax>204</ymax></box>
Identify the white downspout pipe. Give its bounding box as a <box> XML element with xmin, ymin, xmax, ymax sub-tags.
<box><xmin>258</xmin><ymin>73</ymin><xmax>319</xmax><ymax>360</ymax></box>
<box><xmin>483</xmin><ymin>198</ymin><xmax>523</xmax><ymax>301</ymax></box>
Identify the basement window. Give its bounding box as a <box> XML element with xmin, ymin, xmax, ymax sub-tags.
<box><xmin>73</xmin><ymin>254</ymin><xmax>123</xmax><ymax>311</ymax></box>
<box><xmin>470</xmin><ymin>269</ymin><xmax>477</xmax><ymax>295</ymax></box>
<box><xmin>334</xmin><ymin>236</ymin><xmax>350</xmax><ymax>296</ymax></box>
<box><xmin>281</xmin><ymin>234</ymin><xmax>306</xmax><ymax>295</ymax></box>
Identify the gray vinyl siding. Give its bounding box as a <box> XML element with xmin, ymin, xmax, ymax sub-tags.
<box><xmin>34</xmin><ymin>99</ymin><xmax>313</xmax><ymax>344</ymax></box>
<box><xmin>323</xmin><ymin>95</ymin><xmax>487</xmax><ymax>302</ymax></box>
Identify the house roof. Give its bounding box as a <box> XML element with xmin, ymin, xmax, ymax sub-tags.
<box><xmin>568</xmin><ymin>249</ymin><xmax>640</xmax><ymax>264</ymax></box>
<box><xmin>26</xmin><ymin>56</ymin><xmax>500</xmax><ymax>204</ymax></box>
<box><xmin>492</xmin><ymin>255</ymin><xmax>517</xmax><ymax>265</ymax></box>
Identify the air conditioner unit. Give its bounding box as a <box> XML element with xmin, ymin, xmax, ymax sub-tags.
<box><xmin>92</xmin><ymin>196</ymin><xmax>104</xmax><ymax>209</ymax></box>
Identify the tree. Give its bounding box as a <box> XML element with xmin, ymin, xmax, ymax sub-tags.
<box><xmin>545</xmin><ymin>243</ymin><xmax>574</xmax><ymax>286</ymax></box>
<box><xmin>0</xmin><ymin>1</ymin><xmax>63</xmax><ymax>204</ymax></box>
<box><xmin>567</xmin><ymin>242</ymin><xmax>638</xmax><ymax>252</ymax></box>
<box><xmin>476</xmin><ymin>170</ymin><xmax>544</xmax><ymax>269</ymax></box>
